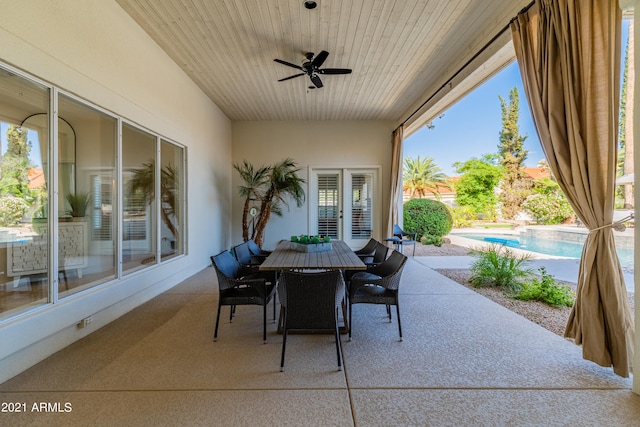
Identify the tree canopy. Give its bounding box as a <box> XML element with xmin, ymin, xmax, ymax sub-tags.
<box><xmin>497</xmin><ymin>87</ymin><xmax>532</xmax><ymax>219</ymax></box>
<box><xmin>1</xmin><ymin>125</ymin><xmax>33</xmax><ymax>200</ymax></box>
<box><xmin>454</xmin><ymin>154</ymin><xmax>503</xmax><ymax>218</ymax></box>
<box><xmin>235</xmin><ymin>158</ymin><xmax>306</xmax><ymax>247</ymax></box>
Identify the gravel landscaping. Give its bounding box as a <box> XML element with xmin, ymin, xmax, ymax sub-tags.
<box><xmin>413</xmin><ymin>241</ymin><xmax>635</xmax><ymax>338</ymax></box>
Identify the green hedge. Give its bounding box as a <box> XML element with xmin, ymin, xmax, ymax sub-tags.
<box><xmin>403</xmin><ymin>198</ymin><xmax>453</xmax><ymax>245</ymax></box>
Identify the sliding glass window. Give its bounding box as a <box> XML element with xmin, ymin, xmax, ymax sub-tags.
<box><xmin>122</xmin><ymin>123</ymin><xmax>157</xmax><ymax>274</ymax></box>
<box><xmin>0</xmin><ymin>71</ymin><xmax>50</xmax><ymax>317</ymax></box>
<box><xmin>57</xmin><ymin>94</ymin><xmax>117</xmax><ymax>295</ymax></box>
<box><xmin>0</xmin><ymin>63</ymin><xmax>187</xmax><ymax>320</ymax></box>
<box><xmin>160</xmin><ymin>139</ymin><xmax>184</xmax><ymax>260</ymax></box>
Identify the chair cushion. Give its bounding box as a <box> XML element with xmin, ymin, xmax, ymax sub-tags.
<box><xmin>351</xmin><ymin>272</ymin><xmax>381</xmax><ymax>282</ymax></box>
<box><xmin>351</xmin><ymin>284</ymin><xmax>396</xmax><ymax>305</ymax></box>
<box><xmin>354</xmin><ymin>284</ymin><xmax>386</xmax><ymax>296</ymax></box>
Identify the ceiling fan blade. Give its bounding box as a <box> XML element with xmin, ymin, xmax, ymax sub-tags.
<box><xmin>274</xmin><ymin>58</ymin><xmax>304</xmax><ymax>71</ymax></box>
<box><xmin>310</xmin><ymin>74</ymin><xmax>323</xmax><ymax>88</ymax></box>
<box><xmin>278</xmin><ymin>73</ymin><xmax>305</xmax><ymax>82</ymax></box>
<box><xmin>318</xmin><ymin>68</ymin><xmax>352</xmax><ymax>75</ymax></box>
<box><xmin>311</xmin><ymin>50</ymin><xmax>329</xmax><ymax>68</ymax></box>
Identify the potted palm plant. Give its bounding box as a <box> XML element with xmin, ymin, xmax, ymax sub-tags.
<box><xmin>65</xmin><ymin>192</ymin><xmax>91</xmax><ymax>219</ymax></box>
<box><xmin>235</xmin><ymin>158</ymin><xmax>305</xmax><ymax>247</ymax></box>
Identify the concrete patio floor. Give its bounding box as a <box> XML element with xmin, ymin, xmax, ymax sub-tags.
<box><xmin>1</xmin><ymin>258</ymin><xmax>639</xmax><ymax>426</ymax></box>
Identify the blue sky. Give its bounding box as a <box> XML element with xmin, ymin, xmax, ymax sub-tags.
<box><xmin>0</xmin><ymin>123</ymin><xmax>43</xmax><ymax>167</ymax></box>
<box><xmin>404</xmin><ymin>61</ymin><xmax>540</xmax><ymax>176</ymax></box>
<box><xmin>405</xmin><ymin>20</ymin><xmax>630</xmax><ymax>177</ymax></box>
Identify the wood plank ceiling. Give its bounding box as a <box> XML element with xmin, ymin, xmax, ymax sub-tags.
<box><xmin>116</xmin><ymin>0</ymin><xmax>532</xmax><ymax>125</ymax></box>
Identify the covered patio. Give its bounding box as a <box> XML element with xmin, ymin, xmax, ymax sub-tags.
<box><xmin>2</xmin><ymin>259</ymin><xmax>638</xmax><ymax>426</ymax></box>
<box><xmin>0</xmin><ymin>1</ymin><xmax>639</xmax><ymax>419</ymax></box>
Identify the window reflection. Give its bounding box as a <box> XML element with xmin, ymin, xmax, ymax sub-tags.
<box><xmin>0</xmin><ymin>71</ymin><xmax>50</xmax><ymax>317</ymax></box>
<box><xmin>123</xmin><ymin>123</ymin><xmax>157</xmax><ymax>273</ymax></box>
<box><xmin>159</xmin><ymin>140</ymin><xmax>184</xmax><ymax>260</ymax></box>
<box><xmin>0</xmin><ymin>65</ymin><xmax>186</xmax><ymax>320</ymax></box>
<box><xmin>57</xmin><ymin>94</ymin><xmax>116</xmax><ymax>295</ymax></box>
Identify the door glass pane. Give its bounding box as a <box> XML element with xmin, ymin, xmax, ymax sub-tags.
<box><xmin>160</xmin><ymin>139</ymin><xmax>184</xmax><ymax>260</ymax></box>
<box><xmin>317</xmin><ymin>174</ymin><xmax>339</xmax><ymax>238</ymax></box>
<box><xmin>58</xmin><ymin>94</ymin><xmax>116</xmax><ymax>296</ymax></box>
<box><xmin>122</xmin><ymin>123</ymin><xmax>157</xmax><ymax>273</ymax></box>
<box><xmin>0</xmin><ymin>70</ymin><xmax>50</xmax><ymax>318</ymax></box>
<box><xmin>351</xmin><ymin>173</ymin><xmax>373</xmax><ymax>239</ymax></box>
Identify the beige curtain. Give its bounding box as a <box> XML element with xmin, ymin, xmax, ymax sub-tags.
<box><xmin>511</xmin><ymin>0</ymin><xmax>633</xmax><ymax>377</ymax></box>
<box><xmin>387</xmin><ymin>126</ymin><xmax>404</xmax><ymax>237</ymax></box>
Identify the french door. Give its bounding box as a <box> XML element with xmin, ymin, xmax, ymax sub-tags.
<box><xmin>310</xmin><ymin>168</ymin><xmax>380</xmax><ymax>248</ymax></box>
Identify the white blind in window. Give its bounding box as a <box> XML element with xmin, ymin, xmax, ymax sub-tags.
<box><xmin>317</xmin><ymin>174</ymin><xmax>339</xmax><ymax>238</ymax></box>
<box><xmin>351</xmin><ymin>173</ymin><xmax>373</xmax><ymax>239</ymax></box>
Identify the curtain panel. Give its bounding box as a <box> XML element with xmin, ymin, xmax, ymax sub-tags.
<box><xmin>511</xmin><ymin>0</ymin><xmax>633</xmax><ymax>377</ymax></box>
<box><xmin>387</xmin><ymin>126</ymin><xmax>404</xmax><ymax>238</ymax></box>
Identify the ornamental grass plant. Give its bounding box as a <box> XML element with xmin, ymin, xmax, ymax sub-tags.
<box><xmin>469</xmin><ymin>244</ymin><xmax>532</xmax><ymax>292</ymax></box>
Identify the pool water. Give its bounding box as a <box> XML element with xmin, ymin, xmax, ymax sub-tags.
<box><xmin>455</xmin><ymin>233</ymin><xmax>634</xmax><ymax>268</ymax></box>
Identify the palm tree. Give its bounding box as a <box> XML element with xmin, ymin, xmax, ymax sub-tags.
<box><xmin>233</xmin><ymin>160</ymin><xmax>270</xmax><ymax>241</ymax></box>
<box><xmin>402</xmin><ymin>156</ymin><xmax>451</xmax><ymax>199</ymax></box>
<box><xmin>251</xmin><ymin>158</ymin><xmax>306</xmax><ymax>247</ymax></box>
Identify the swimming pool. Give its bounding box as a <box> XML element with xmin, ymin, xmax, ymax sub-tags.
<box><xmin>454</xmin><ymin>232</ymin><xmax>634</xmax><ymax>268</ymax></box>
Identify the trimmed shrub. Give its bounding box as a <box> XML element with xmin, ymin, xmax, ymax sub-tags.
<box><xmin>403</xmin><ymin>198</ymin><xmax>453</xmax><ymax>245</ymax></box>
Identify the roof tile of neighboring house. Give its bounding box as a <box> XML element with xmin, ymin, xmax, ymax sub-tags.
<box><xmin>28</xmin><ymin>167</ymin><xmax>45</xmax><ymax>189</ymax></box>
<box><xmin>524</xmin><ymin>167</ymin><xmax>551</xmax><ymax>180</ymax></box>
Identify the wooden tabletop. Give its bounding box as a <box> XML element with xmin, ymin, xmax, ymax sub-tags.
<box><xmin>259</xmin><ymin>239</ymin><xmax>366</xmax><ymax>271</ymax></box>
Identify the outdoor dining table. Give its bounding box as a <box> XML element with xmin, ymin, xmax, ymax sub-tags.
<box><xmin>259</xmin><ymin>239</ymin><xmax>367</xmax><ymax>272</ymax></box>
<box><xmin>259</xmin><ymin>239</ymin><xmax>366</xmax><ymax>333</ymax></box>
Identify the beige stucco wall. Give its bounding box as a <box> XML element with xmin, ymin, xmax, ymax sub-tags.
<box><xmin>0</xmin><ymin>0</ymin><xmax>231</xmax><ymax>382</ymax></box>
<box><xmin>232</xmin><ymin>120</ymin><xmax>395</xmax><ymax>249</ymax></box>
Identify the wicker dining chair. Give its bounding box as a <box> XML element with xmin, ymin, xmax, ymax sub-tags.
<box><xmin>277</xmin><ymin>270</ymin><xmax>345</xmax><ymax>372</ymax></box>
<box><xmin>247</xmin><ymin>239</ymin><xmax>272</xmax><ymax>264</ymax></box>
<box><xmin>354</xmin><ymin>238</ymin><xmax>377</xmax><ymax>259</ymax></box>
<box><xmin>344</xmin><ymin>241</ymin><xmax>388</xmax><ymax>284</ymax></box>
<box><xmin>367</xmin><ymin>242</ymin><xmax>389</xmax><ymax>267</ymax></box>
<box><xmin>210</xmin><ymin>250</ymin><xmax>276</xmax><ymax>343</ymax></box>
<box><xmin>348</xmin><ymin>250</ymin><xmax>408</xmax><ymax>341</ymax></box>
<box><xmin>232</xmin><ymin>242</ymin><xmax>258</xmax><ymax>268</ymax></box>
<box><xmin>233</xmin><ymin>240</ymin><xmax>276</xmax><ymax>283</ymax></box>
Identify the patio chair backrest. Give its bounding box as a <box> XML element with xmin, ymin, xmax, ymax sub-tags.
<box><xmin>355</xmin><ymin>238</ymin><xmax>377</xmax><ymax>256</ymax></box>
<box><xmin>370</xmin><ymin>250</ymin><xmax>407</xmax><ymax>287</ymax></box>
<box><xmin>232</xmin><ymin>242</ymin><xmax>253</xmax><ymax>265</ymax></box>
<box><xmin>247</xmin><ymin>239</ymin><xmax>264</xmax><ymax>256</ymax></box>
<box><xmin>210</xmin><ymin>250</ymin><xmax>242</xmax><ymax>283</ymax></box>
<box><xmin>372</xmin><ymin>242</ymin><xmax>389</xmax><ymax>265</ymax></box>
<box><xmin>278</xmin><ymin>270</ymin><xmax>345</xmax><ymax>331</ymax></box>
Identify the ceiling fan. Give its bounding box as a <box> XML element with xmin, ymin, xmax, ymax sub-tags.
<box><xmin>274</xmin><ymin>51</ymin><xmax>352</xmax><ymax>88</ymax></box>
